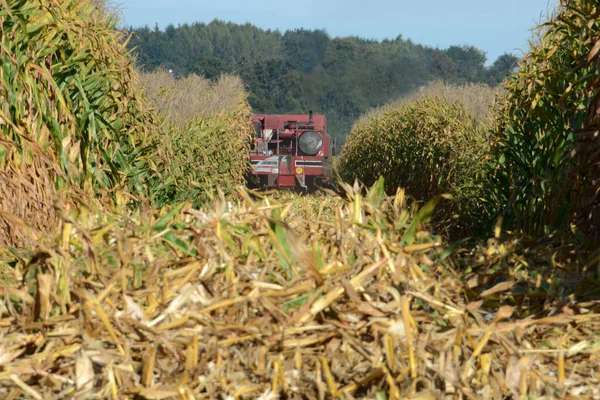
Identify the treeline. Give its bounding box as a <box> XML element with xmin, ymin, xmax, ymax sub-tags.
<box><xmin>125</xmin><ymin>19</ymin><xmax>518</xmax><ymax>147</ymax></box>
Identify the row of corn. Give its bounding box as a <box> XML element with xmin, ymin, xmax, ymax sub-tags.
<box><xmin>137</xmin><ymin>71</ymin><xmax>253</xmax><ymax>209</ymax></box>
<box><xmin>335</xmin><ymin>0</ymin><xmax>600</xmax><ymax>245</ymax></box>
<box><xmin>0</xmin><ymin>0</ymin><xmax>253</xmax><ymax>246</ymax></box>
<box><xmin>334</xmin><ymin>96</ymin><xmax>491</xmax><ymax>238</ymax></box>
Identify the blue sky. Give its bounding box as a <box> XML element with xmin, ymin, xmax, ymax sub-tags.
<box><xmin>117</xmin><ymin>0</ymin><xmax>556</xmax><ymax>64</ymax></box>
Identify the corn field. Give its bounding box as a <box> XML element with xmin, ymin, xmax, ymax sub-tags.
<box><xmin>334</xmin><ymin>97</ymin><xmax>491</xmax><ymax>238</ymax></box>
<box><xmin>0</xmin><ymin>0</ymin><xmax>599</xmax><ymax>399</ymax></box>
<box><xmin>138</xmin><ymin>71</ymin><xmax>253</xmax><ymax>208</ymax></box>
<box><xmin>0</xmin><ymin>0</ymin><xmax>160</xmax><ymax>245</ymax></box>
<box><xmin>487</xmin><ymin>0</ymin><xmax>600</xmax><ymax>243</ymax></box>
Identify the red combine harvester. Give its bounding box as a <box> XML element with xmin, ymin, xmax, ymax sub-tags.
<box><xmin>247</xmin><ymin>111</ymin><xmax>335</xmax><ymax>191</ymax></box>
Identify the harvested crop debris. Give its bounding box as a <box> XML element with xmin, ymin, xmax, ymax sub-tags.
<box><xmin>0</xmin><ymin>181</ymin><xmax>598</xmax><ymax>399</ymax></box>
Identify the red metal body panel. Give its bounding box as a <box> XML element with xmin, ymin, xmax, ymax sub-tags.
<box><xmin>277</xmin><ymin>175</ymin><xmax>296</xmax><ymax>186</ymax></box>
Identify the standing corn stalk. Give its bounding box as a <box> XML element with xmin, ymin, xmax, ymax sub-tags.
<box><xmin>138</xmin><ymin>71</ymin><xmax>253</xmax><ymax>208</ymax></box>
<box><xmin>334</xmin><ymin>96</ymin><xmax>490</xmax><ymax>238</ymax></box>
<box><xmin>488</xmin><ymin>0</ymin><xmax>600</xmax><ymax>243</ymax></box>
<box><xmin>0</xmin><ymin>0</ymin><xmax>160</xmax><ymax>245</ymax></box>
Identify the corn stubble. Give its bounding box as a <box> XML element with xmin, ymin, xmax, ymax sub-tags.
<box><xmin>1</xmin><ymin>181</ymin><xmax>598</xmax><ymax>399</ymax></box>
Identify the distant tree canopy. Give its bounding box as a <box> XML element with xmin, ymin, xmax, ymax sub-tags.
<box><xmin>126</xmin><ymin>19</ymin><xmax>518</xmax><ymax>148</ymax></box>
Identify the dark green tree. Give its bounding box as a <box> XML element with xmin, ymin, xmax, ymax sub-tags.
<box><xmin>282</xmin><ymin>29</ymin><xmax>329</xmax><ymax>73</ymax></box>
<box><xmin>192</xmin><ymin>57</ymin><xmax>227</xmax><ymax>79</ymax></box>
<box><xmin>485</xmin><ymin>53</ymin><xmax>519</xmax><ymax>86</ymax></box>
<box><xmin>446</xmin><ymin>45</ymin><xmax>487</xmax><ymax>83</ymax></box>
<box><xmin>125</xmin><ymin>20</ymin><xmax>516</xmax><ymax>145</ymax></box>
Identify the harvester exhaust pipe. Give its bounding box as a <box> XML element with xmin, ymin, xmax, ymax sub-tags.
<box><xmin>309</xmin><ymin>110</ymin><xmax>313</xmax><ymax>125</ymax></box>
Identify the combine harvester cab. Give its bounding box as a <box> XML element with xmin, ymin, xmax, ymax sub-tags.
<box><xmin>248</xmin><ymin>111</ymin><xmax>335</xmax><ymax>191</ymax></box>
